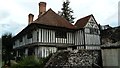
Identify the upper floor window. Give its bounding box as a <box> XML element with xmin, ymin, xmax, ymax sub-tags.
<box><xmin>13</xmin><ymin>42</ymin><xmax>15</xmax><ymax>45</ymax></box>
<box><xmin>27</xmin><ymin>33</ymin><xmax>32</xmax><ymax>39</ymax></box>
<box><xmin>95</xmin><ymin>29</ymin><xmax>99</xmax><ymax>34</ymax></box>
<box><xmin>19</xmin><ymin>38</ymin><xmax>23</xmax><ymax>42</ymax></box>
<box><xmin>90</xmin><ymin>28</ymin><xmax>99</xmax><ymax>34</ymax></box>
<box><xmin>55</xmin><ymin>31</ymin><xmax>67</xmax><ymax>38</ymax></box>
<box><xmin>85</xmin><ymin>28</ymin><xmax>90</xmax><ymax>33</ymax></box>
<box><xmin>37</xmin><ymin>31</ymin><xmax>39</xmax><ymax>41</ymax></box>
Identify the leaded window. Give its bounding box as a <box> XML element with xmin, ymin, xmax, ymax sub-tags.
<box><xmin>55</xmin><ymin>31</ymin><xmax>67</xmax><ymax>38</ymax></box>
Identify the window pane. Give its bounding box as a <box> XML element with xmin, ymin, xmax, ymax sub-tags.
<box><xmin>27</xmin><ymin>33</ymin><xmax>32</xmax><ymax>39</ymax></box>
<box><xmin>55</xmin><ymin>31</ymin><xmax>67</xmax><ymax>38</ymax></box>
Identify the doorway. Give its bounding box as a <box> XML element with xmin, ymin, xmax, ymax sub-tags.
<box><xmin>28</xmin><ymin>47</ymin><xmax>35</xmax><ymax>56</ymax></box>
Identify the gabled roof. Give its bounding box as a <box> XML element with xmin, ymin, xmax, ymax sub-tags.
<box><xmin>33</xmin><ymin>9</ymin><xmax>75</xmax><ymax>29</ymax></box>
<box><xmin>75</xmin><ymin>14</ymin><xmax>93</xmax><ymax>29</ymax></box>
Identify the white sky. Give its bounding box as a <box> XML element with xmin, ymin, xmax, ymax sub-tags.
<box><xmin>0</xmin><ymin>0</ymin><xmax>119</xmax><ymax>36</ymax></box>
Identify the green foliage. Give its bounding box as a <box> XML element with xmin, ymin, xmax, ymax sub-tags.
<box><xmin>101</xmin><ymin>26</ymin><xmax>120</xmax><ymax>43</ymax></box>
<box><xmin>2</xmin><ymin>33</ymin><xmax>13</xmax><ymax>53</ymax></box>
<box><xmin>60</xmin><ymin>0</ymin><xmax>75</xmax><ymax>23</ymax></box>
<box><xmin>11</xmin><ymin>55</ymin><xmax>52</xmax><ymax>68</ymax></box>
<box><xmin>2</xmin><ymin>33</ymin><xmax>13</xmax><ymax>66</ymax></box>
<box><xmin>19</xmin><ymin>56</ymin><xmax>40</xmax><ymax>66</ymax></box>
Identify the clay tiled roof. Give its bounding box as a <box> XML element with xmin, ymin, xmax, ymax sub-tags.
<box><xmin>33</xmin><ymin>9</ymin><xmax>75</xmax><ymax>29</ymax></box>
<box><xmin>75</xmin><ymin>14</ymin><xmax>92</xmax><ymax>29</ymax></box>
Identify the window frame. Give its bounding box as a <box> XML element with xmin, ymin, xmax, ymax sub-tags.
<box><xmin>27</xmin><ymin>33</ymin><xmax>32</xmax><ymax>39</ymax></box>
<box><xmin>19</xmin><ymin>37</ymin><xmax>23</xmax><ymax>42</ymax></box>
<box><xmin>55</xmin><ymin>31</ymin><xmax>67</xmax><ymax>38</ymax></box>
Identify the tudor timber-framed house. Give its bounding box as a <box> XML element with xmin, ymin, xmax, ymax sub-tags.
<box><xmin>13</xmin><ymin>2</ymin><xmax>101</xmax><ymax>58</ymax></box>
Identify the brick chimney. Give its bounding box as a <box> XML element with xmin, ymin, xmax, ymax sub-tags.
<box><xmin>28</xmin><ymin>13</ymin><xmax>34</xmax><ymax>24</ymax></box>
<box><xmin>38</xmin><ymin>2</ymin><xmax>46</xmax><ymax>17</ymax></box>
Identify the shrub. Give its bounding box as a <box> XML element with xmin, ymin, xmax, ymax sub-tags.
<box><xmin>11</xmin><ymin>55</ymin><xmax>52</xmax><ymax>68</ymax></box>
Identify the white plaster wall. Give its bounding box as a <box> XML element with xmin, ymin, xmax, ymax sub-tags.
<box><xmin>33</xmin><ymin>30</ymin><xmax>37</xmax><ymax>43</ymax></box>
<box><xmin>25</xmin><ymin>48</ymin><xmax>28</xmax><ymax>56</ymax></box>
<box><xmin>37</xmin><ymin>46</ymin><xmax>57</xmax><ymax>58</ymax></box>
<box><xmin>75</xmin><ymin>30</ymin><xmax>84</xmax><ymax>45</ymax></box>
<box><xmin>85</xmin><ymin>34</ymin><xmax>100</xmax><ymax>45</ymax></box>
<box><xmin>56</xmin><ymin>38</ymin><xmax>67</xmax><ymax>43</ymax></box>
<box><xmin>38</xmin><ymin>29</ymin><xmax>55</xmax><ymax>43</ymax></box>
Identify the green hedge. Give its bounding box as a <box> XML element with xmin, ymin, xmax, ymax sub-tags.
<box><xmin>11</xmin><ymin>55</ymin><xmax>52</xmax><ymax>68</ymax></box>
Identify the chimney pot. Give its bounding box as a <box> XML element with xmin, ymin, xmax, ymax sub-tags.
<box><xmin>28</xmin><ymin>13</ymin><xmax>34</xmax><ymax>24</ymax></box>
<box><xmin>38</xmin><ymin>2</ymin><xmax>46</xmax><ymax>17</ymax></box>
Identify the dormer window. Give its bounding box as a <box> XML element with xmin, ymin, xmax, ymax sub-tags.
<box><xmin>55</xmin><ymin>31</ymin><xmax>67</xmax><ymax>38</ymax></box>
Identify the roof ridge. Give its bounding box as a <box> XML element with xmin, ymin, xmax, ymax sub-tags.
<box><xmin>33</xmin><ymin>8</ymin><xmax>75</xmax><ymax>29</ymax></box>
<box><xmin>74</xmin><ymin>14</ymin><xmax>93</xmax><ymax>29</ymax></box>
<box><xmin>77</xmin><ymin>14</ymin><xmax>93</xmax><ymax>21</ymax></box>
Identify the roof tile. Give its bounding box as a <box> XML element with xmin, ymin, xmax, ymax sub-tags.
<box><xmin>75</xmin><ymin>14</ymin><xmax>92</xmax><ymax>29</ymax></box>
<box><xmin>33</xmin><ymin>9</ymin><xmax>75</xmax><ymax>29</ymax></box>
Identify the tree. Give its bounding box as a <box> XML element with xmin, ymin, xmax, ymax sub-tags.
<box><xmin>2</xmin><ymin>33</ymin><xmax>13</xmax><ymax>66</ymax></box>
<box><xmin>59</xmin><ymin>0</ymin><xmax>75</xmax><ymax>23</ymax></box>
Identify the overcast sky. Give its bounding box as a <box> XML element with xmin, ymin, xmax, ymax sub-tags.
<box><xmin>0</xmin><ymin>0</ymin><xmax>119</xmax><ymax>36</ymax></box>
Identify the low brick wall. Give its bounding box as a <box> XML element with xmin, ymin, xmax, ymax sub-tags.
<box><xmin>45</xmin><ymin>50</ymin><xmax>102</xmax><ymax>68</ymax></box>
